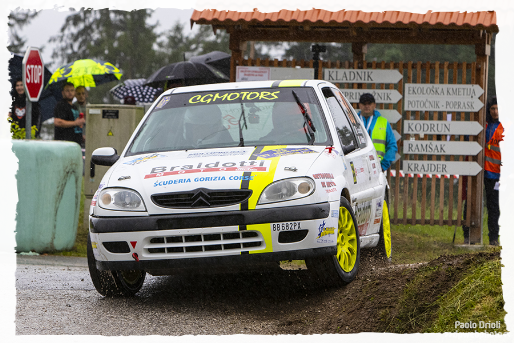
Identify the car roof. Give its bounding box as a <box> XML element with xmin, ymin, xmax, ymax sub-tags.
<box><xmin>166</xmin><ymin>79</ymin><xmax>334</xmax><ymax>95</ymax></box>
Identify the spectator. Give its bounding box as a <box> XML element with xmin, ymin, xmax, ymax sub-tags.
<box><xmin>74</xmin><ymin>86</ymin><xmax>89</xmax><ymax>144</ymax></box>
<box><xmin>357</xmin><ymin>93</ymin><xmax>397</xmax><ymax>171</ymax></box>
<box><xmin>54</xmin><ymin>82</ymin><xmax>85</xmax><ymax>147</ymax></box>
<box><xmin>462</xmin><ymin>97</ymin><xmax>503</xmax><ymax>246</ymax></box>
<box><xmin>8</xmin><ymin>78</ymin><xmax>41</xmax><ymax>135</ymax></box>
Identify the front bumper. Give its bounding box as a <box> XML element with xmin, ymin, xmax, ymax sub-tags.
<box><xmin>90</xmin><ymin>202</ymin><xmax>339</xmax><ymax>272</ymax></box>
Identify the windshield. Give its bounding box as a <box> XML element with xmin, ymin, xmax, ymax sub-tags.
<box><xmin>127</xmin><ymin>87</ymin><xmax>330</xmax><ymax>155</ymax></box>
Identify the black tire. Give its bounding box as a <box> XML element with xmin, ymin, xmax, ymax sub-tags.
<box><xmin>87</xmin><ymin>234</ymin><xmax>146</xmax><ymax>297</ymax></box>
<box><xmin>375</xmin><ymin>196</ymin><xmax>392</xmax><ymax>262</ymax></box>
<box><xmin>305</xmin><ymin>197</ymin><xmax>360</xmax><ymax>286</ymax></box>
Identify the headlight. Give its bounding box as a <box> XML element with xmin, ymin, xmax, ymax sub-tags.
<box><xmin>98</xmin><ymin>188</ymin><xmax>146</xmax><ymax>211</ymax></box>
<box><xmin>257</xmin><ymin>177</ymin><xmax>315</xmax><ymax>205</ymax></box>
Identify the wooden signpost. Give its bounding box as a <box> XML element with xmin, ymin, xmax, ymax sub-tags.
<box><xmin>403</xmin><ymin>141</ymin><xmax>482</xmax><ymax>156</ymax></box>
<box><xmin>339</xmin><ymin>89</ymin><xmax>402</xmax><ymax>104</ymax></box>
<box><xmin>404</xmin><ymin>83</ymin><xmax>484</xmax><ymax>112</ymax></box>
<box><xmin>324</xmin><ymin>69</ymin><xmax>402</xmax><ymax>83</ymax></box>
<box><xmin>403</xmin><ymin>120</ymin><xmax>483</xmax><ymax>135</ymax></box>
<box><xmin>403</xmin><ymin>161</ymin><xmax>482</xmax><ymax>176</ymax></box>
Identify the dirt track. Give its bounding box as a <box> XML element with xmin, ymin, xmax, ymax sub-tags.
<box><xmin>16</xmin><ymin>249</ymin><xmax>501</xmax><ymax>335</ymax></box>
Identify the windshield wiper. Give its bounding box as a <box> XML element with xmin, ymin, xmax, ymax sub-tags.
<box><xmin>292</xmin><ymin>90</ymin><xmax>316</xmax><ymax>144</ymax></box>
<box><xmin>238</xmin><ymin>102</ymin><xmax>247</xmax><ymax>147</ymax></box>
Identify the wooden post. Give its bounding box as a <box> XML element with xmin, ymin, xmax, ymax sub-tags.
<box><xmin>229</xmin><ymin>31</ymin><xmax>246</xmax><ymax>82</ymax></box>
<box><xmin>352</xmin><ymin>42</ymin><xmax>367</xmax><ymax>69</ymax></box>
<box><xmin>469</xmin><ymin>32</ymin><xmax>490</xmax><ymax>244</ymax></box>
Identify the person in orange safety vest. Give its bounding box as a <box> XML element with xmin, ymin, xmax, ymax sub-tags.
<box><xmin>462</xmin><ymin>97</ymin><xmax>503</xmax><ymax>245</ymax></box>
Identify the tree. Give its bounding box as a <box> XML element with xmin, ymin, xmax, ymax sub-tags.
<box><xmin>0</xmin><ymin>0</ymin><xmax>46</xmax><ymax>53</ymax></box>
<box><xmin>50</xmin><ymin>9</ymin><xmax>159</xmax><ymax>79</ymax></box>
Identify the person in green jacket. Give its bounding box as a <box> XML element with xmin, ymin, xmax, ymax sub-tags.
<box><xmin>357</xmin><ymin>93</ymin><xmax>398</xmax><ymax>171</ymax></box>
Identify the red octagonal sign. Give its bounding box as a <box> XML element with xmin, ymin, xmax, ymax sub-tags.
<box><xmin>22</xmin><ymin>47</ymin><xmax>45</xmax><ymax>102</ymax></box>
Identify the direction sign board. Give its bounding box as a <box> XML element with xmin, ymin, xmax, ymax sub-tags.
<box><xmin>405</xmin><ymin>84</ymin><xmax>484</xmax><ymax>99</ymax></box>
<box><xmin>404</xmin><ymin>83</ymin><xmax>484</xmax><ymax>112</ymax></box>
<box><xmin>324</xmin><ymin>69</ymin><xmax>402</xmax><ymax>83</ymax></box>
<box><xmin>403</xmin><ymin>141</ymin><xmax>482</xmax><ymax>156</ymax></box>
<box><xmin>403</xmin><ymin>161</ymin><xmax>481</xmax><ymax>176</ymax></box>
<box><xmin>22</xmin><ymin>47</ymin><xmax>44</xmax><ymax>102</ymax></box>
<box><xmin>405</xmin><ymin>98</ymin><xmax>483</xmax><ymax>112</ymax></box>
<box><xmin>404</xmin><ymin>120</ymin><xmax>483</xmax><ymax>135</ymax></box>
<box><xmin>378</xmin><ymin>110</ymin><xmax>402</xmax><ymax>124</ymax></box>
<box><xmin>339</xmin><ymin>89</ymin><xmax>402</xmax><ymax>104</ymax></box>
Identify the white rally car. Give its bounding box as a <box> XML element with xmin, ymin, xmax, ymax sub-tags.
<box><xmin>88</xmin><ymin>79</ymin><xmax>392</xmax><ymax>296</ymax></box>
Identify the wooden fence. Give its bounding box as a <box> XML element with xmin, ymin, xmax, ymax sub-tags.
<box><xmin>238</xmin><ymin>57</ymin><xmax>484</xmax><ymax>229</ymax></box>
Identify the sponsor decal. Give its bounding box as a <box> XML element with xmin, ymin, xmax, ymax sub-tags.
<box><xmin>369</xmin><ymin>154</ymin><xmax>375</xmax><ymax>161</ymax></box>
<box><xmin>312</xmin><ymin>173</ymin><xmax>334</xmax><ymax>180</ymax></box>
<box><xmin>186</xmin><ymin>150</ymin><xmax>250</xmax><ymax>158</ymax></box>
<box><xmin>321</xmin><ymin>181</ymin><xmax>336</xmax><ymax>188</ymax></box>
<box><xmin>91</xmin><ymin>241</ymin><xmax>97</xmax><ymax>249</ymax></box>
<box><xmin>124</xmin><ymin>153</ymin><xmax>166</xmax><ymax>165</ymax></box>
<box><xmin>350</xmin><ymin>161</ymin><xmax>357</xmax><ymax>184</ymax></box>
<box><xmin>145</xmin><ymin>160</ymin><xmax>271</xmax><ymax>179</ymax></box>
<box><xmin>331</xmin><ymin>210</ymin><xmax>339</xmax><ymax>218</ymax></box>
<box><xmin>91</xmin><ymin>200</ymin><xmax>97</xmax><ymax>206</ymax></box>
<box><xmin>374</xmin><ymin>218</ymin><xmax>381</xmax><ymax>224</ymax></box>
<box><xmin>325</xmin><ymin>188</ymin><xmax>337</xmax><ymax>193</ymax></box>
<box><xmin>255</xmin><ymin>148</ymin><xmax>316</xmax><ymax>159</ymax></box>
<box><xmin>189</xmin><ymin>90</ymin><xmax>280</xmax><ymax>104</ymax></box>
<box><xmin>154</xmin><ymin>178</ymin><xmax>192</xmax><ymax>187</ymax></box>
<box><xmin>355</xmin><ymin>200</ymin><xmax>372</xmax><ymax>235</ymax></box>
<box><xmin>272</xmin><ymin>222</ymin><xmax>302</xmax><ymax>231</ymax></box>
<box><xmin>316</xmin><ymin>220</ymin><xmax>336</xmax><ymax>243</ymax></box>
<box><xmin>156</xmin><ymin>96</ymin><xmax>171</xmax><ymax>108</ymax></box>
<box><xmin>98</xmin><ymin>183</ymin><xmax>106</xmax><ymax>190</ymax></box>
<box><xmin>375</xmin><ymin>198</ymin><xmax>384</xmax><ymax>219</ymax></box>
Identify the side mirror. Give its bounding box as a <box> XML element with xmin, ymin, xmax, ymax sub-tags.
<box><xmin>91</xmin><ymin>147</ymin><xmax>120</xmax><ymax>166</ymax></box>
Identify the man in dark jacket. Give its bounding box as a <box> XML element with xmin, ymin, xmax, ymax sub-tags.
<box><xmin>53</xmin><ymin>82</ymin><xmax>85</xmax><ymax>146</ymax></box>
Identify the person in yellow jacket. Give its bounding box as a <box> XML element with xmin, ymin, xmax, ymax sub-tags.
<box><xmin>483</xmin><ymin>97</ymin><xmax>503</xmax><ymax>245</ymax></box>
<box><xmin>357</xmin><ymin>93</ymin><xmax>398</xmax><ymax>171</ymax></box>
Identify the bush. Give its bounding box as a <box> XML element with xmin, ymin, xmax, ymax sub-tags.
<box><xmin>8</xmin><ymin>117</ymin><xmax>37</xmax><ymax>139</ymax></box>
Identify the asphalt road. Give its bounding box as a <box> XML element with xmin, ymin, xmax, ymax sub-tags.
<box><xmin>15</xmin><ymin>254</ymin><xmax>319</xmax><ymax>336</ymax></box>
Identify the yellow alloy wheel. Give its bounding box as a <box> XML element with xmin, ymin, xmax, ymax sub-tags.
<box><xmin>382</xmin><ymin>200</ymin><xmax>392</xmax><ymax>258</ymax></box>
<box><xmin>336</xmin><ymin>206</ymin><xmax>358</xmax><ymax>272</ymax></box>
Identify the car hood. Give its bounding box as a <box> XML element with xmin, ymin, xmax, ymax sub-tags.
<box><xmin>104</xmin><ymin>146</ymin><xmax>327</xmax><ymax>214</ymax></box>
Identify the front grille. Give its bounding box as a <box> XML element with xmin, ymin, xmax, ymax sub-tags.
<box><xmin>145</xmin><ymin>230</ymin><xmax>264</xmax><ymax>255</ymax></box>
<box><xmin>151</xmin><ymin>188</ymin><xmax>252</xmax><ymax>208</ymax></box>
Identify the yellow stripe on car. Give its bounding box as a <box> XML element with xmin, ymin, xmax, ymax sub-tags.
<box><xmin>244</xmin><ymin>145</ymin><xmax>286</xmax><ymax>254</ymax></box>
<box><xmin>278</xmin><ymin>80</ymin><xmax>307</xmax><ymax>87</ymax></box>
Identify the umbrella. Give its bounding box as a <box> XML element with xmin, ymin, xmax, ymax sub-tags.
<box><xmin>45</xmin><ymin>58</ymin><xmax>122</xmax><ymax>90</ymax></box>
<box><xmin>8</xmin><ymin>53</ymin><xmax>61</xmax><ymax>123</ymax></box>
<box><xmin>110</xmin><ymin>78</ymin><xmax>163</xmax><ymax>103</ymax></box>
<box><xmin>190</xmin><ymin>51</ymin><xmax>231</xmax><ymax>77</ymax></box>
<box><xmin>144</xmin><ymin>61</ymin><xmax>229</xmax><ymax>89</ymax></box>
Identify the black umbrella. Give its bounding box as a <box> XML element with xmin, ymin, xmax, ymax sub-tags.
<box><xmin>110</xmin><ymin>78</ymin><xmax>162</xmax><ymax>103</ymax></box>
<box><xmin>8</xmin><ymin>53</ymin><xmax>61</xmax><ymax>123</ymax></box>
<box><xmin>144</xmin><ymin>61</ymin><xmax>229</xmax><ymax>89</ymax></box>
<box><xmin>190</xmin><ymin>51</ymin><xmax>231</xmax><ymax>77</ymax></box>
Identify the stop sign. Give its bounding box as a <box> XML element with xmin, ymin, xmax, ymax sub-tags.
<box><xmin>22</xmin><ymin>47</ymin><xmax>45</xmax><ymax>102</ymax></box>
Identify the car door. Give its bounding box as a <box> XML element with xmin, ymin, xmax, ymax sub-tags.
<box><xmin>321</xmin><ymin>86</ymin><xmax>379</xmax><ymax>236</ymax></box>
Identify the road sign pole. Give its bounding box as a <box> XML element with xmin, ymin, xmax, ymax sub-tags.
<box><xmin>25</xmin><ymin>101</ymin><xmax>32</xmax><ymax>139</ymax></box>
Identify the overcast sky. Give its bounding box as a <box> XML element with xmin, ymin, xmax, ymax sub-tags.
<box><xmin>21</xmin><ymin>0</ymin><xmax>196</xmax><ymax>68</ymax></box>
